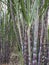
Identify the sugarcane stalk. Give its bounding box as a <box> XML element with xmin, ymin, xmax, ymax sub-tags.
<box><xmin>23</xmin><ymin>24</ymin><xmax>28</xmax><ymax>65</ymax></box>
<box><xmin>32</xmin><ymin>8</ymin><xmax>39</xmax><ymax>65</ymax></box>
<box><xmin>38</xmin><ymin>11</ymin><xmax>45</xmax><ymax>65</ymax></box>
<box><xmin>27</xmin><ymin>26</ymin><xmax>31</xmax><ymax>65</ymax></box>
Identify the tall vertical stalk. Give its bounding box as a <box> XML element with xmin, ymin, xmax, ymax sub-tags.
<box><xmin>23</xmin><ymin>24</ymin><xmax>28</xmax><ymax>65</ymax></box>
<box><xmin>32</xmin><ymin>8</ymin><xmax>39</xmax><ymax>65</ymax></box>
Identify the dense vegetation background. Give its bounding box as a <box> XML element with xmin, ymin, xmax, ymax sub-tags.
<box><xmin>0</xmin><ymin>0</ymin><xmax>49</xmax><ymax>65</ymax></box>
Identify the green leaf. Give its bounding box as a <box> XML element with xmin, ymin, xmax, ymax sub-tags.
<box><xmin>20</xmin><ymin>0</ymin><xmax>28</xmax><ymax>23</ymax></box>
<box><xmin>26</xmin><ymin>0</ymin><xmax>31</xmax><ymax>26</ymax></box>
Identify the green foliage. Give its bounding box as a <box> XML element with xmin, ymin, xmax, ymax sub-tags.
<box><xmin>1</xmin><ymin>0</ymin><xmax>49</xmax><ymax>26</ymax></box>
<box><xmin>7</xmin><ymin>0</ymin><xmax>16</xmax><ymax>16</ymax></box>
<box><xmin>20</xmin><ymin>0</ymin><xmax>28</xmax><ymax>23</ymax></box>
<box><xmin>39</xmin><ymin>0</ymin><xmax>49</xmax><ymax>17</ymax></box>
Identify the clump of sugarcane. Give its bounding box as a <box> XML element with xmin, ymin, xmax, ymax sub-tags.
<box><xmin>5</xmin><ymin>0</ymin><xmax>49</xmax><ymax>65</ymax></box>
